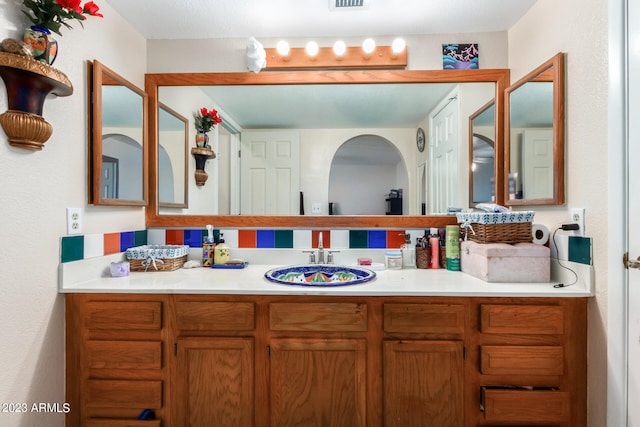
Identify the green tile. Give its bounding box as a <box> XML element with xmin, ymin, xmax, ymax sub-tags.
<box><xmin>349</xmin><ymin>230</ymin><xmax>368</xmax><ymax>248</ymax></box>
<box><xmin>134</xmin><ymin>230</ymin><xmax>147</xmax><ymax>246</ymax></box>
<box><xmin>568</xmin><ymin>236</ymin><xmax>592</xmax><ymax>265</ymax></box>
<box><xmin>61</xmin><ymin>236</ymin><xmax>84</xmax><ymax>263</ymax></box>
<box><xmin>275</xmin><ymin>230</ymin><xmax>294</xmax><ymax>248</ymax></box>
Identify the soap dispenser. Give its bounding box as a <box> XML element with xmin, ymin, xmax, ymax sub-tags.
<box><xmin>214</xmin><ymin>233</ymin><xmax>230</xmax><ymax>265</ymax></box>
<box><xmin>400</xmin><ymin>233</ymin><xmax>416</xmax><ymax>268</ymax></box>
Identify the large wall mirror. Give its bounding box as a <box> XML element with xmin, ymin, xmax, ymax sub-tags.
<box><xmin>145</xmin><ymin>69</ymin><xmax>508</xmax><ymax>228</ymax></box>
<box><xmin>90</xmin><ymin>60</ymin><xmax>148</xmax><ymax>206</ymax></box>
<box><xmin>504</xmin><ymin>52</ymin><xmax>565</xmax><ymax>206</ymax></box>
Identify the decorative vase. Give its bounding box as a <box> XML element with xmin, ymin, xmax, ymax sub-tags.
<box><xmin>195</xmin><ymin>130</ymin><xmax>209</xmax><ymax>148</ymax></box>
<box><xmin>23</xmin><ymin>26</ymin><xmax>58</xmax><ymax>65</ymax></box>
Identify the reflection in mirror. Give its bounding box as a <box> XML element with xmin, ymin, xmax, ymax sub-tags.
<box><xmin>145</xmin><ymin>70</ymin><xmax>509</xmax><ymax>228</ymax></box>
<box><xmin>505</xmin><ymin>52</ymin><xmax>564</xmax><ymax>205</ymax></box>
<box><xmin>328</xmin><ymin>135</ymin><xmax>407</xmax><ymax>215</ymax></box>
<box><xmin>90</xmin><ymin>60</ymin><xmax>148</xmax><ymax>206</ymax></box>
<box><xmin>158</xmin><ymin>103</ymin><xmax>188</xmax><ymax>208</ymax></box>
<box><xmin>469</xmin><ymin>100</ymin><xmax>496</xmax><ymax>205</ymax></box>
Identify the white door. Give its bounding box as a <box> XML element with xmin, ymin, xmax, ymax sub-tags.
<box><xmin>240</xmin><ymin>131</ymin><xmax>300</xmax><ymax>215</ymax></box>
<box><xmin>429</xmin><ymin>92</ymin><xmax>459</xmax><ymax>213</ymax></box>
<box><xmin>628</xmin><ymin>0</ymin><xmax>640</xmax><ymax>422</ymax></box>
<box><xmin>522</xmin><ymin>128</ymin><xmax>554</xmax><ymax>199</ymax></box>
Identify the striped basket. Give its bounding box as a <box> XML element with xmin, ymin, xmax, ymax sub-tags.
<box><xmin>456</xmin><ymin>211</ymin><xmax>534</xmax><ymax>244</ymax></box>
<box><xmin>125</xmin><ymin>245</ymin><xmax>189</xmax><ymax>272</ymax></box>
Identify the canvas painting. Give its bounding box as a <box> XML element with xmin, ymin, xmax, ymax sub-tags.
<box><xmin>442</xmin><ymin>44</ymin><xmax>479</xmax><ymax>69</ymax></box>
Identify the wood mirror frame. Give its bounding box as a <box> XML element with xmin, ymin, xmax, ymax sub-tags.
<box><xmin>89</xmin><ymin>60</ymin><xmax>148</xmax><ymax>206</ymax></box>
<box><xmin>145</xmin><ymin>69</ymin><xmax>508</xmax><ymax>228</ymax></box>
<box><xmin>158</xmin><ymin>102</ymin><xmax>189</xmax><ymax>209</ymax></box>
<box><xmin>504</xmin><ymin>52</ymin><xmax>565</xmax><ymax>206</ymax></box>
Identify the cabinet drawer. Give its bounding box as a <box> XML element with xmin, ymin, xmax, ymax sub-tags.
<box><xmin>482</xmin><ymin>388</ymin><xmax>569</xmax><ymax>423</ymax></box>
<box><xmin>270</xmin><ymin>302</ymin><xmax>367</xmax><ymax>331</ymax></box>
<box><xmin>86</xmin><ymin>301</ymin><xmax>162</xmax><ymax>331</ymax></box>
<box><xmin>87</xmin><ymin>379</ymin><xmax>162</xmax><ymax>408</ymax></box>
<box><xmin>175</xmin><ymin>301</ymin><xmax>255</xmax><ymax>331</ymax></box>
<box><xmin>480</xmin><ymin>304</ymin><xmax>564</xmax><ymax>334</ymax></box>
<box><xmin>87</xmin><ymin>340</ymin><xmax>162</xmax><ymax>370</ymax></box>
<box><xmin>384</xmin><ymin>303</ymin><xmax>464</xmax><ymax>334</ymax></box>
<box><xmin>85</xmin><ymin>420</ymin><xmax>161</xmax><ymax>427</ymax></box>
<box><xmin>481</xmin><ymin>345</ymin><xmax>563</xmax><ymax>376</ymax></box>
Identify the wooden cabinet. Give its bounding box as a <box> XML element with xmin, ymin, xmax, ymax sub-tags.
<box><xmin>66</xmin><ymin>294</ymin><xmax>587</xmax><ymax>427</ymax></box>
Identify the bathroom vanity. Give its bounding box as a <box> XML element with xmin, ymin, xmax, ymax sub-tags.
<box><xmin>63</xmin><ymin>265</ymin><xmax>589</xmax><ymax>427</ymax></box>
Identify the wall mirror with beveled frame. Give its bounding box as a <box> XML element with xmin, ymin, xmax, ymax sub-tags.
<box><xmin>504</xmin><ymin>52</ymin><xmax>565</xmax><ymax>206</ymax></box>
<box><xmin>158</xmin><ymin>103</ymin><xmax>188</xmax><ymax>208</ymax></box>
<box><xmin>469</xmin><ymin>99</ymin><xmax>498</xmax><ymax>207</ymax></box>
<box><xmin>145</xmin><ymin>69</ymin><xmax>509</xmax><ymax>229</ymax></box>
<box><xmin>90</xmin><ymin>60</ymin><xmax>148</xmax><ymax>206</ymax></box>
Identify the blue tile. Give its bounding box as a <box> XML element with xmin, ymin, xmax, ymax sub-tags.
<box><xmin>257</xmin><ymin>230</ymin><xmax>275</xmax><ymax>248</ymax></box>
<box><xmin>61</xmin><ymin>236</ymin><xmax>84</xmax><ymax>263</ymax></box>
<box><xmin>120</xmin><ymin>231</ymin><xmax>135</xmax><ymax>252</ymax></box>
<box><xmin>184</xmin><ymin>229</ymin><xmax>203</xmax><ymax>248</ymax></box>
<box><xmin>368</xmin><ymin>230</ymin><xmax>387</xmax><ymax>248</ymax></box>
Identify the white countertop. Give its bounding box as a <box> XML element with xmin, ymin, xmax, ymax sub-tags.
<box><xmin>59</xmin><ymin>253</ymin><xmax>594</xmax><ymax>297</ymax></box>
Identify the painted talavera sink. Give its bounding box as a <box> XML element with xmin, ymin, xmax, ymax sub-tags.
<box><xmin>264</xmin><ymin>264</ymin><xmax>376</xmax><ymax>286</ymax></box>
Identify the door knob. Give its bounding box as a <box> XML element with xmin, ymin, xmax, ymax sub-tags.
<box><xmin>624</xmin><ymin>253</ymin><xmax>640</xmax><ymax>269</ymax></box>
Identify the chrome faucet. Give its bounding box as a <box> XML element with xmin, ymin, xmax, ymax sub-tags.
<box><xmin>303</xmin><ymin>232</ymin><xmax>330</xmax><ymax>264</ymax></box>
<box><xmin>317</xmin><ymin>232</ymin><xmax>325</xmax><ymax>264</ymax></box>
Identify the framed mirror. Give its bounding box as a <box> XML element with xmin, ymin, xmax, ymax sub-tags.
<box><xmin>504</xmin><ymin>52</ymin><xmax>565</xmax><ymax>206</ymax></box>
<box><xmin>90</xmin><ymin>60</ymin><xmax>148</xmax><ymax>206</ymax></box>
<box><xmin>145</xmin><ymin>69</ymin><xmax>509</xmax><ymax>228</ymax></box>
<box><xmin>469</xmin><ymin>99</ymin><xmax>498</xmax><ymax>206</ymax></box>
<box><xmin>158</xmin><ymin>103</ymin><xmax>188</xmax><ymax>208</ymax></box>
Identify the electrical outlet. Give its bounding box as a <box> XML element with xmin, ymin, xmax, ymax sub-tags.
<box><xmin>66</xmin><ymin>208</ymin><xmax>83</xmax><ymax>235</ymax></box>
<box><xmin>570</xmin><ymin>208</ymin><xmax>585</xmax><ymax>237</ymax></box>
<box><xmin>311</xmin><ymin>203</ymin><xmax>322</xmax><ymax>214</ymax></box>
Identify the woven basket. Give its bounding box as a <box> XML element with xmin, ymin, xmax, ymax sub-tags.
<box><xmin>125</xmin><ymin>245</ymin><xmax>189</xmax><ymax>272</ymax></box>
<box><xmin>466</xmin><ymin>222</ymin><xmax>532</xmax><ymax>244</ymax></box>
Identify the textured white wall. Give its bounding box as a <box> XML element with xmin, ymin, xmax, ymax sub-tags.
<box><xmin>508</xmin><ymin>1</ymin><xmax>608</xmax><ymax>425</ymax></box>
<box><xmin>0</xmin><ymin>2</ymin><xmax>146</xmax><ymax>425</ymax></box>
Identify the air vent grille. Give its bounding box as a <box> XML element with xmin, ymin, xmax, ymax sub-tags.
<box><xmin>331</xmin><ymin>0</ymin><xmax>369</xmax><ymax>10</ymax></box>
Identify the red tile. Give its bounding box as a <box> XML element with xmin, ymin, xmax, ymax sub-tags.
<box><xmin>387</xmin><ymin>230</ymin><xmax>407</xmax><ymax>249</ymax></box>
<box><xmin>103</xmin><ymin>233</ymin><xmax>120</xmax><ymax>255</ymax></box>
<box><xmin>166</xmin><ymin>229</ymin><xmax>184</xmax><ymax>245</ymax></box>
<box><xmin>238</xmin><ymin>230</ymin><xmax>256</xmax><ymax>248</ymax></box>
<box><xmin>312</xmin><ymin>230</ymin><xmax>330</xmax><ymax>248</ymax></box>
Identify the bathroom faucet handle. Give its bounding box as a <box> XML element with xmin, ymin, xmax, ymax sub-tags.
<box><xmin>303</xmin><ymin>250</ymin><xmax>316</xmax><ymax>264</ymax></box>
<box><xmin>327</xmin><ymin>250</ymin><xmax>340</xmax><ymax>264</ymax></box>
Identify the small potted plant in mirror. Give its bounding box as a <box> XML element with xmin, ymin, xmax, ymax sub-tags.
<box><xmin>191</xmin><ymin>107</ymin><xmax>221</xmax><ymax>186</ymax></box>
<box><xmin>22</xmin><ymin>0</ymin><xmax>103</xmax><ymax>65</ymax></box>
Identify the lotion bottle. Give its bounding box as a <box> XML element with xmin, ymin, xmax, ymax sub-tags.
<box><xmin>429</xmin><ymin>228</ymin><xmax>440</xmax><ymax>269</ymax></box>
<box><xmin>214</xmin><ymin>233</ymin><xmax>230</xmax><ymax>265</ymax></box>
<box><xmin>400</xmin><ymin>233</ymin><xmax>415</xmax><ymax>268</ymax></box>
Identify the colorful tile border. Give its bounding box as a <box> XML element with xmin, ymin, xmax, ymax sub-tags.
<box><xmin>60</xmin><ymin>228</ymin><xmax>435</xmax><ymax>263</ymax></box>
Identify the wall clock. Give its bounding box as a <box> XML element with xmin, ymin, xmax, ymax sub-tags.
<box><xmin>416</xmin><ymin>127</ymin><xmax>425</xmax><ymax>152</ymax></box>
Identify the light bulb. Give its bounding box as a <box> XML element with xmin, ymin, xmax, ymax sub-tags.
<box><xmin>391</xmin><ymin>38</ymin><xmax>406</xmax><ymax>56</ymax></box>
<box><xmin>333</xmin><ymin>40</ymin><xmax>346</xmax><ymax>59</ymax></box>
<box><xmin>362</xmin><ymin>38</ymin><xmax>376</xmax><ymax>57</ymax></box>
<box><xmin>276</xmin><ymin>40</ymin><xmax>290</xmax><ymax>58</ymax></box>
<box><xmin>306</xmin><ymin>41</ymin><xmax>319</xmax><ymax>58</ymax></box>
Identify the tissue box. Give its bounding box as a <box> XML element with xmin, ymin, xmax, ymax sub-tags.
<box><xmin>461</xmin><ymin>240</ymin><xmax>550</xmax><ymax>283</ymax></box>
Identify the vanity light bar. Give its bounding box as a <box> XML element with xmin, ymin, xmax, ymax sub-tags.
<box><xmin>331</xmin><ymin>0</ymin><xmax>369</xmax><ymax>10</ymax></box>
<box><xmin>263</xmin><ymin>44</ymin><xmax>407</xmax><ymax>70</ymax></box>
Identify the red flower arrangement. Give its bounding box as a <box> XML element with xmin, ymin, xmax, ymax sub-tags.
<box><xmin>22</xmin><ymin>0</ymin><xmax>103</xmax><ymax>36</ymax></box>
<box><xmin>194</xmin><ymin>107</ymin><xmax>222</xmax><ymax>133</ymax></box>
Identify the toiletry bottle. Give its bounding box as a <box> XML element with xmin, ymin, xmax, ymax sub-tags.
<box><xmin>202</xmin><ymin>224</ymin><xmax>215</xmax><ymax>266</ymax></box>
<box><xmin>429</xmin><ymin>228</ymin><xmax>440</xmax><ymax>269</ymax></box>
<box><xmin>400</xmin><ymin>233</ymin><xmax>415</xmax><ymax>268</ymax></box>
<box><xmin>214</xmin><ymin>233</ymin><xmax>230</xmax><ymax>265</ymax></box>
<box><xmin>445</xmin><ymin>225</ymin><xmax>461</xmax><ymax>271</ymax></box>
<box><xmin>416</xmin><ymin>235</ymin><xmax>430</xmax><ymax>269</ymax></box>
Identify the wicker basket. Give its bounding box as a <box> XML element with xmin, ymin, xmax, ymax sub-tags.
<box><xmin>456</xmin><ymin>211</ymin><xmax>534</xmax><ymax>244</ymax></box>
<box><xmin>125</xmin><ymin>245</ymin><xmax>189</xmax><ymax>272</ymax></box>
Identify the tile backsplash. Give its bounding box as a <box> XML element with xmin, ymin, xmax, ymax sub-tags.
<box><xmin>60</xmin><ymin>228</ymin><xmax>429</xmax><ymax>263</ymax></box>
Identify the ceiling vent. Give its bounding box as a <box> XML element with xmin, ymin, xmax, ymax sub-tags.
<box><xmin>330</xmin><ymin>0</ymin><xmax>370</xmax><ymax>10</ymax></box>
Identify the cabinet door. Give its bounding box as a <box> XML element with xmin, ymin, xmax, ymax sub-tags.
<box><xmin>176</xmin><ymin>337</ymin><xmax>254</xmax><ymax>427</ymax></box>
<box><xmin>383</xmin><ymin>340</ymin><xmax>464</xmax><ymax>427</ymax></box>
<box><xmin>269</xmin><ymin>338</ymin><xmax>367</xmax><ymax>427</ymax></box>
